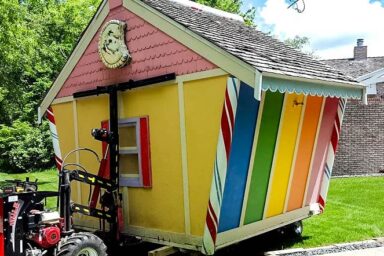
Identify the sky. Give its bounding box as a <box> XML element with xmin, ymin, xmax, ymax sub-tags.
<box><xmin>242</xmin><ymin>0</ymin><xmax>384</xmax><ymax>59</ymax></box>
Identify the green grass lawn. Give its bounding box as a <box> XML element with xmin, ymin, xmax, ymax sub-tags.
<box><xmin>0</xmin><ymin>168</ymin><xmax>59</xmax><ymax>208</ymax></box>
<box><xmin>298</xmin><ymin>176</ymin><xmax>384</xmax><ymax>248</ymax></box>
<box><xmin>0</xmin><ymin>170</ymin><xmax>382</xmax><ymax>250</ymax></box>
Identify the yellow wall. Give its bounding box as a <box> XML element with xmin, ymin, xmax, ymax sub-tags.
<box><xmin>120</xmin><ymin>83</ymin><xmax>185</xmax><ymax>233</ymax></box>
<box><xmin>51</xmin><ymin>75</ymin><xmax>228</xmax><ymax>235</ymax></box>
<box><xmin>52</xmin><ymin>102</ymin><xmax>78</xmax><ymax>202</ymax></box>
<box><xmin>183</xmin><ymin>76</ymin><xmax>227</xmax><ymax>236</ymax></box>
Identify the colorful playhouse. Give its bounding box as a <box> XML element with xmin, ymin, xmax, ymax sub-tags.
<box><xmin>39</xmin><ymin>0</ymin><xmax>365</xmax><ymax>254</ymax></box>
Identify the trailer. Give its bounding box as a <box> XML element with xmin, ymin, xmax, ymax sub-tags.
<box><xmin>37</xmin><ymin>0</ymin><xmax>366</xmax><ymax>255</ymax></box>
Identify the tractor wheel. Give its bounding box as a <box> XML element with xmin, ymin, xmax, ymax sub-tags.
<box><xmin>56</xmin><ymin>232</ymin><xmax>107</xmax><ymax>256</ymax></box>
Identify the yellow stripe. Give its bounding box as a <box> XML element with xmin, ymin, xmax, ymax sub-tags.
<box><xmin>265</xmin><ymin>93</ymin><xmax>304</xmax><ymax>218</ymax></box>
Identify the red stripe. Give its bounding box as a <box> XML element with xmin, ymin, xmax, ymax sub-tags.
<box><xmin>225</xmin><ymin>90</ymin><xmax>235</xmax><ymax>128</ymax></box>
<box><xmin>221</xmin><ymin>103</ymin><xmax>232</xmax><ymax>159</ymax></box>
<box><xmin>55</xmin><ymin>155</ymin><xmax>63</xmax><ymax>164</ymax></box>
<box><xmin>205</xmin><ymin>203</ymin><xmax>217</xmax><ymax>243</ymax></box>
<box><xmin>89</xmin><ymin>120</ymin><xmax>111</xmax><ymax>208</ymax></box>
<box><xmin>331</xmin><ymin>128</ymin><xmax>339</xmax><ymax>151</ymax></box>
<box><xmin>47</xmin><ymin>109</ymin><xmax>55</xmax><ymax>124</ymax></box>
<box><xmin>89</xmin><ymin>159</ymin><xmax>108</xmax><ymax>208</ymax></box>
<box><xmin>55</xmin><ymin>157</ymin><xmax>62</xmax><ymax>171</ymax></box>
<box><xmin>140</xmin><ymin>117</ymin><xmax>152</xmax><ymax>188</ymax></box>
<box><xmin>335</xmin><ymin>114</ymin><xmax>341</xmax><ymax>134</ymax></box>
<box><xmin>318</xmin><ymin>195</ymin><xmax>325</xmax><ymax>209</ymax></box>
<box><xmin>101</xmin><ymin>120</ymin><xmax>111</xmax><ymax>179</ymax></box>
<box><xmin>208</xmin><ymin>201</ymin><xmax>218</xmax><ymax>226</ymax></box>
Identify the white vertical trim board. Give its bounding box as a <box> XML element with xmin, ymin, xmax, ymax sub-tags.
<box><xmin>178</xmin><ymin>81</ymin><xmax>191</xmax><ymax>235</ymax></box>
<box><xmin>72</xmin><ymin>100</ymin><xmax>82</xmax><ymax>213</ymax></box>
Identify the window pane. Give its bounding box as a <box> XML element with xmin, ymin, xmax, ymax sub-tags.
<box><xmin>120</xmin><ymin>154</ymin><xmax>140</xmax><ymax>175</ymax></box>
<box><xmin>119</xmin><ymin>125</ymin><xmax>137</xmax><ymax>147</ymax></box>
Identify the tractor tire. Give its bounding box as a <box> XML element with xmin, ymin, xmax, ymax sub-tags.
<box><xmin>56</xmin><ymin>232</ymin><xmax>107</xmax><ymax>256</ymax></box>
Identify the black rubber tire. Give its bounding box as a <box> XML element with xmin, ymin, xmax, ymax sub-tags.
<box><xmin>56</xmin><ymin>232</ymin><xmax>107</xmax><ymax>256</ymax></box>
<box><xmin>286</xmin><ymin>221</ymin><xmax>303</xmax><ymax>237</ymax></box>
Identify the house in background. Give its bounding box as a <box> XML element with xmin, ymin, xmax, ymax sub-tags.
<box><xmin>323</xmin><ymin>39</ymin><xmax>384</xmax><ymax>176</ymax></box>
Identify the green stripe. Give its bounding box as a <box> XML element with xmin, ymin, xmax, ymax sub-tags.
<box><xmin>244</xmin><ymin>91</ymin><xmax>284</xmax><ymax>224</ymax></box>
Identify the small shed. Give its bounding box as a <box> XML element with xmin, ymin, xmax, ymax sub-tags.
<box><xmin>39</xmin><ymin>0</ymin><xmax>365</xmax><ymax>254</ymax></box>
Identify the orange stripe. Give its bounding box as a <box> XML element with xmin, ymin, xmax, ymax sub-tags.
<box><xmin>286</xmin><ymin>96</ymin><xmax>323</xmax><ymax>211</ymax></box>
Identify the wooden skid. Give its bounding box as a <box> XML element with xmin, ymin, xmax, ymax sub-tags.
<box><xmin>148</xmin><ymin>246</ymin><xmax>178</xmax><ymax>256</ymax></box>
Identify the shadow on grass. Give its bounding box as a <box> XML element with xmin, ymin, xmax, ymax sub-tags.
<box><xmin>109</xmin><ymin>230</ymin><xmax>311</xmax><ymax>256</ymax></box>
<box><xmin>215</xmin><ymin>230</ymin><xmax>311</xmax><ymax>255</ymax></box>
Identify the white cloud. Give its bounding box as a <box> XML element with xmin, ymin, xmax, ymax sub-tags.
<box><xmin>258</xmin><ymin>0</ymin><xmax>384</xmax><ymax>59</ymax></box>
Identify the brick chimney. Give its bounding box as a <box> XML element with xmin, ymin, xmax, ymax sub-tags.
<box><xmin>354</xmin><ymin>39</ymin><xmax>367</xmax><ymax>60</ymax></box>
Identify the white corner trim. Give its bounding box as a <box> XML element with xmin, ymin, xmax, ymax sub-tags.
<box><xmin>72</xmin><ymin>100</ymin><xmax>82</xmax><ymax>210</ymax></box>
<box><xmin>176</xmin><ymin>68</ymin><xmax>227</xmax><ymax>83</ymax></box>
<box><xmin>216</xmin><ymin>206</ymin><xmax>311</xmax><ymax>249</ymax></box>
<box><xmin>178</xmin><ymin>80</ymin><xmax>191</xmax><ymax>235</ymax></box>
<box><xmin>254</xmin><ymin>70</ymin><xmax>262</xmax><ymax>101</ymax></box>
<box><xmin>39</xmin><ymin>0</ymin><xmax>109</xmax><ymax>117</ymax></box>
<box><xmin>52</xmin><ymin>96</ymin><xmax>75</xmax><ymax>105</ymax></box>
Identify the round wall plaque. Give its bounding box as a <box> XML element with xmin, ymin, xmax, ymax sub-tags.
<box><xmin>98</xmin><ymin>20</ymin><xmax>131</xmax><ymax>69</ymax></box>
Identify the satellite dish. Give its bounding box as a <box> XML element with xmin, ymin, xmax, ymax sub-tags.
<box><xmin>288</xmin><ymin>0</ymin><xmax>305</xmax><ymax>13</ymax></box>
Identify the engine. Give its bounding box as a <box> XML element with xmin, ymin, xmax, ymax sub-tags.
<box><xmin>26</xmin><ymin>211</ymin><xmax>61</xmax><ymax>249</ymax></box>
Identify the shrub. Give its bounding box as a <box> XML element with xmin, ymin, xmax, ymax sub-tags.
<box><xmin>0</xmin><ymin>120</ymin><xmax>53</xmax><ymax>172</ymax></box>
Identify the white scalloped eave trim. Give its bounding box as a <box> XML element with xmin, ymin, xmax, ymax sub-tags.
<box><xmin>261</xmin><ymin>86</ymin><xmax>361</xmax><ymax>99</ymax></box>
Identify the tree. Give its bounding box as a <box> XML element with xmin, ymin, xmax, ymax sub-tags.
<box><xmin>0</xmin><ymin>0</ymin><xmax>101</xmax><ymax>171</ymax></box>
<box><xmin>285</xmin><ymin>35</ymin><xmax>315</xmax><ymax>56</ymax></box>
<box><xmin>195</xmin><ymin>0</ymin><xmax>256</xmax><ymax>25</ymax></box>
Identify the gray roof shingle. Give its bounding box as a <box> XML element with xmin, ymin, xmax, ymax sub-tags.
<box><xmin>142</xmin><ymin>0</ymin><xmax>357</xmax><ymax>84</ymax></box>
<box><xmin>322</xmin><ymin>57</ymin><xmax>384</xmax><ymax>78</ymax></box>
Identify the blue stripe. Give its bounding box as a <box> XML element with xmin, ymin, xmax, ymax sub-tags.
<box><xmin>325</xmin><ymin>164</ymin><xmax>331</xmax><ymax>179</ymax></box>
<box><xmin>214</xmin><ymin>159</ymin><xmax>222</xmax><ymax>205</ymax></box>
<box><xmin>231</xmin><ymin>77</ymin><xmax>239</xmax><ymax>97</ymax></box>
<box><xmin>218</xmin><ymin>82</ymin><xmax>260</xmax><ymax>232</ymax></box>
<box><xmin>50</xmin><ymin>132</ymin><xmax>59</xmax><ymax>140</ymax></box>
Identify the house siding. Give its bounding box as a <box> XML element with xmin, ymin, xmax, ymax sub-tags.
<box><xmin>57</xmin><ymin>4</ymin><xmax>216</xmax><ymax>98</ymax></box>
<box><xmin>334</xmin><ymin>84</ymin><xmax>384</xmax><ymax>176</ymax></box>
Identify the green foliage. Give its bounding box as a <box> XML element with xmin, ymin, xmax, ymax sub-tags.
<box><xmin>285</xmin><ymin>35</ymin><xmax>316</xmax><ymax>57</ymax></box>
<box><xmin>195</xmin><ymin>0</ymin><xmax>256</xmax><ymax>25</ymax></box>
<box><xmin>0</xmin><ymin>0</ymin><xmax>100</xmax><ymax>172</ymax></box>
<box><xmin>0</xmin><ymin>121</ymin><xmax>53</xmax><ymax>172</ymax></box>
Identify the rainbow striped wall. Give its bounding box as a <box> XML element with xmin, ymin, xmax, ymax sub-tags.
<box><xmin>206</xmin><ymin>82</ymin><xmax>342</xmax><ymax>234</ymax></box>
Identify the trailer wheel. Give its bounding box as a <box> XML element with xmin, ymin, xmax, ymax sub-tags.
<box><xmin>286</xmin><ymin>221</ymin><xmax>303</xmax><ymax>237</ymax></box>
<box><xmin>56</xmin><ymin>232</ymin><xmax>107</xmax><ymax>256</ymax></box>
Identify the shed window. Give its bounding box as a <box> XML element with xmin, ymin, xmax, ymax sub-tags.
<box><xmin>101</xmin><ymin>117</ymin><xmax>152</xmax><ymax>188</ymax></box>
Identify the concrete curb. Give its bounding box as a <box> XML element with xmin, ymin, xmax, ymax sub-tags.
<box><xmin>264</xmin><ymin>238</ymin><xmax>384</xmax><ymax>255</ymax></box>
